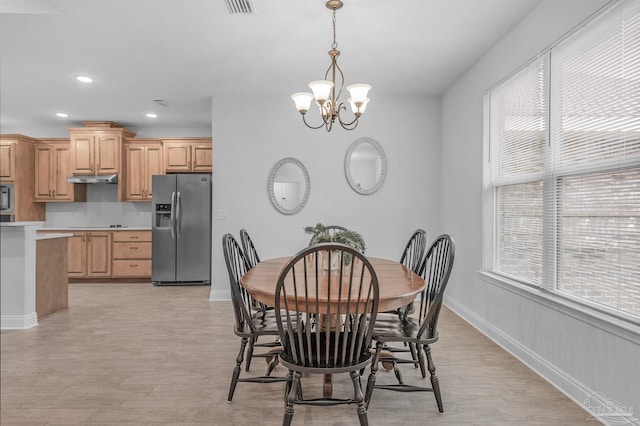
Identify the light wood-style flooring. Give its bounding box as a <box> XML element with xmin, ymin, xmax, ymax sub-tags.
<box><xmin>1</xmin><ymin>284</ymin><xmax>594</xmax><ymax>425</ymax></box>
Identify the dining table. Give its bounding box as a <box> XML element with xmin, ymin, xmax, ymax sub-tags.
<box><xmin>240</xmin><ymin>255</ymin><xmax>426</xmax><ymax>398</ymax></box>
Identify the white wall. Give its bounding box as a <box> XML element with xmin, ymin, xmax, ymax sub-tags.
<box><xmin>210</xmin><ymin>94</ymin><xmax>441</xmax><ymax>300</ymax></box>
<box><xmin>440</xmin><ymin>0</ymin><xmax>639</xmax><ymax>422</ymax></box>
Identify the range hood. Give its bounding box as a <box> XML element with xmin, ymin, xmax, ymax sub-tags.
<box><xmin>67</xmin><ymin>174</ymin><xmax>118</xmax><ymax>184</ymax></box>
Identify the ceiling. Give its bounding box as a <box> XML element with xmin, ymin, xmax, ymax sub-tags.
<box><xmin>0</xmin><ymin>0</ymin><xmax>541</xmax><ymax>135</ymax></box>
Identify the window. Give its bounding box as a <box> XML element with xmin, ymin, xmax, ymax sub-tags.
<box><xmin>484</xmin><ymin>0</ymin><xmax>640</xmax><ymax>322</ymax></box>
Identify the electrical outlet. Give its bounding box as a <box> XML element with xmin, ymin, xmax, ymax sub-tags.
<box><xmin>218</xmin><ymin>209</ymin><xmax>228</xmax><ymax>220</ymax></box>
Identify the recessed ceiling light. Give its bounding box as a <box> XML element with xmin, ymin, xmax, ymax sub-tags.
<box><xmin>55</xmin><ymin>112</ymin><xmax>69</xmax><ymax>118</ymax></box>
<box><xmin>76</xmin><ymin>75</ymin><xmax>94</xmax><ymax>83</ymax></box>
<box><xmin>146</xmin><ymin>113</ymin><xmax>158</xmax><ymax>118</ymax></box>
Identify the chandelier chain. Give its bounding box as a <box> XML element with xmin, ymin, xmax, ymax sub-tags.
<box><xmin>331</xmin><ymin>9</ymin><xmax>338</xmax><ymax>50</ymax></box>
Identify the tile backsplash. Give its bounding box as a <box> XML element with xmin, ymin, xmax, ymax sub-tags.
<box><xmin>45</xmin><ymin>185</ymin><xmax>152</xmax><ymax>228</ymax></box>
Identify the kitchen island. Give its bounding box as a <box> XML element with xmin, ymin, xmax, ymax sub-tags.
<box><xmin>1</xmin><ymin>222</ymin><xmax>71</xmax><ymax>329</ymax></box>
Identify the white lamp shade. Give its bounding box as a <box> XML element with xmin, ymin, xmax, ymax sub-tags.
<box><xmin>346</xmin><ymin>84</ymin><xmax>371</xmax><ymax>103</ymax></box>
<box><xmin>308</xmin><ymin>80</ymin><xmax>334</xmax><ymax>103</ymax></box>
<box><xmin>348</xmin><ymin>97</ymin><xmax>370</xmax><ymax>114</ymax></box>
<box><xmin>291</xmin><ymin>92</ymin><xmax>314</xmax><ymax>113</ymax></box>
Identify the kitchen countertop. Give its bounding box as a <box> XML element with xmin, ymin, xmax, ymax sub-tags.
<box><xmin>1</xmin><ymin>221</ymin><xmax>46</xmax><ymax>228</ymax></box>
<box><xmin>36</xmin><ymin>233</ymin><xmax>73</xmax><ymax>241</ymax></box>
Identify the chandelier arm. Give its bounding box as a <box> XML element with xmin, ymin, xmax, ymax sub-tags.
<box><xmin>302</xmin><ymin>113</ymin><xmax>329</xmax><ymax>130</ymax></box>
<box><xmin>336</xmin><ymin>103</ymin><xmax>360</xmax><ymax>130</ymax></box>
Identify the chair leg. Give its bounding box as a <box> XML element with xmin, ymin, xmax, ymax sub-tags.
<box><xmin>266</xmin><ymin>353</ymin><xmax>278</xmax><ymax>376</ymax></box>
<box><xmin>283</xmin><ymin>371</ymin><xmax>301</xmax><ymax>426</ymax></box>
<box><xmin>284</xmin><ymin>370</ymin><xmax>293</xmax><ymax>405</ymax></box>
<box><xmin>228</xmin><ymin>337</ymin><xmax>248</xmax><ymax>402</ymax></box>
<box><xmin>417</xmin><ymin>344</ymin><xmax>427</xmax><ymax>378</ymax></box>
<box><xmin>365</xmin><ymin>341</ymin><xmax>382</xmax><ymax>407</ymax></box>
<box><xmin>350</xmin><ymin>370</ymin><xmax>369</xmax><ymax>426</ymax></box>
<box><xmin>409</xmin><ymin>342</ymin><xmax>419</xmax><ymax>366</ymax></box>
<box><xmin>245</xmin><ymin>337</ymin><xmax>255</xmax><ymax>371</ymax></box>
<box><xmin>424</xmin><ymin>345</ymin><xmax>443</xmax><ymax>413</ymax></box>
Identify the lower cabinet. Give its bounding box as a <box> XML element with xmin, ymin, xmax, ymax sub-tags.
<box><xmin>68</xmin><ymin>232</ymin><xmax>112</xmax><ymax>278</ymax></box>
<box><xmin>40</xmin><ymin>229</ymin><xmax>151</xmax><ymax>280</ymax></box>
<box><xmin>112</xmin><ymin>231</ymin><xmax>152</xmax><ymax>277</ymax></box>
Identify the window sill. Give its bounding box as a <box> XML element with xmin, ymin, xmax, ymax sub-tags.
<box><xmin>478</xmin><ymin>271</ymin><xmax>640</xmax><ymax>344</ymax></box>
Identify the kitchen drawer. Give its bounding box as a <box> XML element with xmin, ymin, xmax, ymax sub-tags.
<box><xmin>112</xmin><ymin>242</ymin><xmax>151</xmax><ymax>259</ymax></box>
<box><xmin>112</xmin><ymin>230</ymin><xmax>151</xmax><ymax>242</ymax></box>
<box><xmin>112</xmin><ymin>259</ymin><xmax>151</xmax><ymax>277</ymax></box>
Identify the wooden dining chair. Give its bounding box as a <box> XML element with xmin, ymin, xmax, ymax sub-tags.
<box><xmin>274</xmin><ymin>243</ymin><xmax>380</xmax><ymax>426</ymax></box>
<box><xmin>386</xmin><ymin>228</ymin><xmax>427</xmax><ymax>319</ymax></box>
<box><xmin>222</xmin><ymin>233</ymin><xmax>287</xmax><ymax>402</ymax></box>
<box><xmin>379</xmin><ymin>229</ymin><xmax>428</xmax><ymax>364</ymax></box>
<box><xmin>239</xmin><ymin>228</ymin><xmax>273</xmax><ymax>316</ymax></box>
<box><xmin>239</xmin><ymin>228</ymin><xmax>261</xmax><ymax>270</ymax></box>
<box><xmin>365</xmin><ymin>234</ymin><xmax>455</xmax><ymax>413</ymax></box>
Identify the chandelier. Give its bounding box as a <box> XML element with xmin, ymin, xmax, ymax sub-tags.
<box><xmin>291</xmin><ymin>0</ymin><xmax>371</xmax><ymax>131</ymax></box>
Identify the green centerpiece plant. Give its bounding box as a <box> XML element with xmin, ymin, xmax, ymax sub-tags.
<box><xmin>304</xmin><ymin>223</ymin><xmax>366</xmax><ymax>268</ymax></box>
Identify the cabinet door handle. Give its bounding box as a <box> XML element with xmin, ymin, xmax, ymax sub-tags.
<box><xmin>82</xmin><ymin>234</ymin><xmax>86</xmax><ymax>242</ymax></box>
<box><xmin>90</xmin><ymin>163</ymin><xmax>94</xmax><ymax>172</ymax></box>
<box><xmin>87</xmin><ymin>233</ymin><xmax>91</xmax><ymax>242</ymax></box>
<box><xmin>52</xmin><ymin>190</ymin><xmax>56</xmax><ymax>197</ymax></box>
<box><xmin>97</xmin><ymin>164</ymin><xmax>100</xmax><ymax>172</ymax></box>
<box><xmin>49</xmin><ymin>190</ymin><xmax>52</xmax><ymax>197</ymax></box>
<box><xmin>130</xmin><ymin>236</ymin><xmax>138</xmax><ymax>239</ymax></box>
<box><xmin>129</xmin><ymin>246</ymin><xmax>138</xmax><ymax>250</ymax></box>
<box><xmin>130</xmin><ymin>264</ymin><xmax>138</xmax><ymax>268</ymax></box>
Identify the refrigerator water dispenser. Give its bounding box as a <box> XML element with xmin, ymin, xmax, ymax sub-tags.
<box><xmin>155</xmin><ymin>204</ymin><xmax>172</xmax><ymax>228</ymax></box>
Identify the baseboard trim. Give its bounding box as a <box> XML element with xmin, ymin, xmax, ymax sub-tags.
<box><xmin>209</xmin><ymin>288</ymin><xmax>230</xmax><ymax>301</ymax></box>
<box><xmin>1</xmin><ymin>313</ymin><xmax>38</xmax><ymax>330</ymax></box>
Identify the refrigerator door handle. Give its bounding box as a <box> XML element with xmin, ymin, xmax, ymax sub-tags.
<box><xmin>170</xmin><ymin>191</ymin><xmax>176</xmax><ymax>239</ymax></box>
<box><xmin>176</xmin><ymin>191</ymin><xmax>182</xmax><ymax>239</ymax></box>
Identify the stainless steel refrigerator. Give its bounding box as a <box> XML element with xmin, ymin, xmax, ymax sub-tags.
<box><xmin>152</xmin><ymin>174</ymin><xmax>212</xmax><ymax>285</ymax></box>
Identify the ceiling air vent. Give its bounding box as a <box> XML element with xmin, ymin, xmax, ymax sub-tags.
<box><xmin>225</xmin><ymin>0</ymin><xmax>254</xmax><ymax>15</ymax></box>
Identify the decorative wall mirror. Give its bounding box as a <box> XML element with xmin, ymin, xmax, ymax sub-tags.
<box><xmin>268</xmin><ymin>157</ymin><xmax>310</xmax><ymax>215</ymax></box>
<box><xmin>344</xmin><ymin>137</ymin><xmax>387</xmax><ymax>195</ymax></box>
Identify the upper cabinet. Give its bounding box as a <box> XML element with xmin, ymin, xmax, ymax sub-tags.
<box><xmin>69</xmin><ymin>121</ymin><xmax>136</xmax><ymax>175</ymax></box>
<box><xmin>34</xmin><ymin>139</ymin><xmax>87</xmax><ymax>202</ymax></box>
<box><xmin>123</xmin><ymin>139</ymin><xmax>164</xmax><ymax>201</ymax></box>
<box><xmin>0</xmin><ymin>134</ymin><xmax>46</xmax><ymax>221</ymax></box>
<box><xmin>0</xmin><ymin>139</ymin><xmax>16</xmax><ymax>182</ymax></box>
<box><xmin>162</xmin><ymin>138</ymin><xmax>212</xmax><ymax>173</ymax></box>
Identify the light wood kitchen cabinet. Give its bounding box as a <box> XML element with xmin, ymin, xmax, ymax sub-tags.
<box><xmin>34</xmin><ymin>140</ymin><xmax>87</xmax><ymax>202</ymax></box>
<box><xmin>69</xmin><ymin>121</ymin><xmax>135</xmax><ymax>175</ymax></box>
<box><xmin>68</xmin><ymin>231</ymin><xmax>112</xmax><ymax>278</ymax></box>
<box><xmin>123</xmin><ymin>140</ymin><xmax>163</xmax><ymax>201</ymax></box>
<box><xmin>0</xmin><ymin>135</ymin><xmax>45</xmax><ymax>221</ymax></box>
<box><xmin>0</xmin><ymin>139</ymin><xmax>16</xmax><ymax>182</ymax></box>
<box><xmin>112</xmin><ymin>231</ymin><xmax>152</xmax><ymax>277</ymax></box>
<box><xmin>162</xmin><ymin>138</ymin><xmax>212</xmax><ymax>173</ymax></box>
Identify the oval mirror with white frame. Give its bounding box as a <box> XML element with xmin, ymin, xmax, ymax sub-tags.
<box><xmin>268</xmin><ymin>157</ymin><xmax>310</xmax><ymax>215</ymax></box>
<box><xmin>344</xmin><ymin>137</ymin><xmax>387</xmax><ymax>195</ymax></box>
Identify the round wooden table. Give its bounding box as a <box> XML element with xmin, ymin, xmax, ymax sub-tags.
<box><xmin>240</xmin><ymin>256</ymin><xmax>425</xmax><ymax>397</ymax></box>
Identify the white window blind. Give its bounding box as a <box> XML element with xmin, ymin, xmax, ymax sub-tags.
<box><xmin>486</xmin><ymin>0</ymin><xmax>640</xmax><ymax>320</ymax></box>
<box><xmin>489</xmin><ymin>59</ymin><xmax>546</xmax><ymax>286</ymax></box>
<box><xmin>549</xmin><ymin>0</ymin><xmax>640</xmax><ymax>316</ymax></box>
